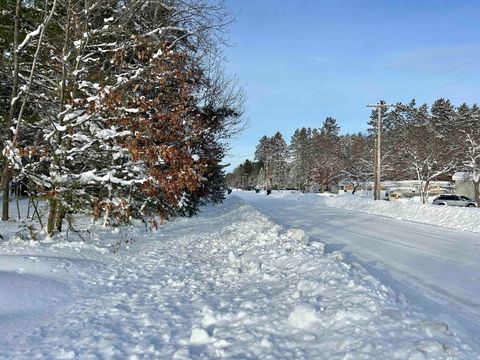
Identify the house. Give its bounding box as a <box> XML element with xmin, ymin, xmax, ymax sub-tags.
<box><xmin>338</xmin><ymin>179</ymin><xmax>452</xmax><ymax>199</ymax></box>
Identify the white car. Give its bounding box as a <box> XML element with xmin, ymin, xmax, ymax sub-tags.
<box><xmin>432</xmin><ymin>194</ymin><xmax>477</xmax><ymax>207</ymax></box>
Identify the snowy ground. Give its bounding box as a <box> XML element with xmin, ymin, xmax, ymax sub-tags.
<box><xmin>322</xmin><ymin>193</ymin><xmax>480</xmax><ymax>233</ymax></box>
<box><xmin>237</xmin><ymin>191</ymin><xmax>480</xmax><ymax>346</ymax></box>
<box><xmin>0</xmin><ymin>196</ymin><xmax>479</xmax><ymax>359</ymax></box>
<box><xmin>253</xmin><ymin>190</ymin><xmax>480</xmax><ymax>233</ymax></box>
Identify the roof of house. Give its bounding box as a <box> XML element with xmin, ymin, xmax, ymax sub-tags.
<box><xmin>452</xmin><ymin>172</ymin><xmax>471</xmax><ymax>181</ymax></box>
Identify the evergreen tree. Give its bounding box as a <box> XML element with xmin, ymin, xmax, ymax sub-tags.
<box><xmin>311</xmin><ymin>117</ymin><xmax>342</xmax><ymax>191</ymax></box>
<box><xmin>290</xmin><ymin>127</ymin><xmax>312</xmax><ymax>191</ymax></box>
<box><xmin>254</xmin><ymin>132</ymin><xmax>288</xmax><ymax>189</ymax></box>
<box><xmin>270</xmin><ymin>132</ymin><xmax>289</xmax><ymax>189</ymax></box>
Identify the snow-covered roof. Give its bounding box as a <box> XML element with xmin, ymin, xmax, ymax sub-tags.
<box><xmin>339</xmin><ymin>180</ymin><xmax>452</xmax><ymax>187</ymax></box>
<box><xmin>452</xmin><ymin>172</ymin><xmax>472</xmax><ymax>181</ymax></box>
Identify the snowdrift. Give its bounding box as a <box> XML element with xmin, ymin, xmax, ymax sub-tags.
<box><xmin>322</xmin><ymin>194</ymin><xmax>480</xmax><ymax>233</ymax></box>
<box><xmin>265</xmin><ymin>191</ymin><xmax>480</xmax><ymax>233</ymax></box>
<box><xmin>0</xmin><ymin>196</ymin><xmax>478</xmax><ymax>358</ymax></box>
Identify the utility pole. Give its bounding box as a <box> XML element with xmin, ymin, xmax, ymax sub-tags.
<box><xmin>367</xmin><ymin>100</ymin><xmax>393</xmax><ymax>200</ymax></box>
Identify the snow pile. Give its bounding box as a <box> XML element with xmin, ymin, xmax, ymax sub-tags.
<box><xmin>0</xmin><ymin>255</ymin><xmax>71</xmax><ymax>335</ymax></box>
<box><xmin>264</xmin><ymin>190</ymin><xmax>480</xmax><ymax>233</ymax></box>
<box><xmin>0</xmin><ymin>196</ymin><xmax>478</xmax><ymax>358</ymax></box>
<box><xmin>319</xmin><ymin>194</ymin><xmax>480</xmax><ymax>233</ymax></box>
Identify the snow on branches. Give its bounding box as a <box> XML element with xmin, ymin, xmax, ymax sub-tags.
<box><xmin>0</xmin><ymin>0</ymin><xmax>243</xmax><ymax>235</ymax></box>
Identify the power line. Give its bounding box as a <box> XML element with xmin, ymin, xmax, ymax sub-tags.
<box><xmin>383</xmin><ymin>56</ymin><xmax>480</xmax><ymax>99</ymax></box>
<box><xmin>340</xmin><ymin>55</ymin><xmax>480</xmax><ymax>125</ymax></box>
<box><xmin>409</xmin><ymin>73</ymin><xmax>480</xmax><ymax>99</ymax></box>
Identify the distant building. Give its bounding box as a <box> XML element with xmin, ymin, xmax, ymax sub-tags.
<box><xmin>337</xmin><ymin>179</ymin><xmax>452</xmax><ymax>198</ymax></box>
<box><xmin>452</xmin><ymin>172</ymin><xmax>476</xmax><ymax>199</ymax></box>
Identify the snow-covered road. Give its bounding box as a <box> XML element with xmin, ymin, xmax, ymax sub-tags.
<box><xmin>238</xmin><ymin>191</ymin><xmax>480</xmax><ymax>345</ymax></box>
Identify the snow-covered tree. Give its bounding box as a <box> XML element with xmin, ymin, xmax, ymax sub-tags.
<box><xmin>1</xmin><ymin>0</ymin><xmax>244</xmax><ymax>235</ymax></box>
<box><xmin>225</xmin><ymin>159</ymin><xmax>262</xmax><ymax>189</ymax></box>
<box><xmin>463</xmin><ymin>134</ymin><xmax>480</xmax><ymax>204</ymax></box>
<box><xmin>339</xmin><ymin>133</ymin><xmax>373</xmax><ymax>194</ymax></box>
<box><xmin>1</xmin><ymin>0</ymin><xmax>60</xmax><ymax>223</ymax></box>
<box><xmin>290</xmin><ymin>127</ymin><xmax>312</xmax><ymax>191</ymax></box>
<box><xmin>270</xmin><ymin>132</ymin><xmax>289</xmax><ymax>189</ymax></box>
<box><xmin>310</xmin><ymin>117</ymin><xmax>342</xmax><ymax>191</ymax></box>
<box><xmin>381</xmin><ymin>100</ymin><xmax>456</xmax><ymax>203</ymax></box>
<box><xmin>254</xmin><ymin>132</ymin><xmax>289</xmax><ymax>189</ymax></box>
<box><xmin>456</xmin><ymin>104</ymin><xmax>480</xmax><ymax>203</ymax></box>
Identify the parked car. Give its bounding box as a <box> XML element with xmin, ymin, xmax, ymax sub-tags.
<box><xmin>432</xmin><ymin>194</ymin><xmax>477</xmax><ymax>207</ymax></box>
<box><xmin>385</xmin><ymin>188</ymin><xmax>416</xmax><ymax>201</ymax></box>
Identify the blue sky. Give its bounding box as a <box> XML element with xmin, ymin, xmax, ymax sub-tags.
<box><xmin>222</xmin><ymin>0</ymin><xmax>480</xmax><ymax>171</ymax></box>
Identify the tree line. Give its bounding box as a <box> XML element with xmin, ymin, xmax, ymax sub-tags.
<box><xmin>0</xmin><ymin>0</ymin><xmax>244</xmax><ymax>236</ymax></box>
<box><xmin>227</xmin><ymin>99</ymin><xmax>480</xmax><ymax>204</ymax></box>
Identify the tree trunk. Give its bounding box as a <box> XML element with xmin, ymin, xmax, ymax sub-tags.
<box><xmin>422</xmin><ymin>180</ymin><xmax>430</xmax><ymax>204</ymax></box>
<box><xmin>47</xmin><ymin>199</ymin><xmax>57</xmax><ymax>237</ymax></box>
<box><xmin>352</xmin><ymin>183</ymin><xmax>359</xmax><ymax>195</ymax></box>
<box><xmin>1</xmin><ymin>168</ymin><xmax>10</xmax><ymax>221</ymax></box>
<box><xmin>15</xmin><ymin>183</ymin><xmax>21</xmax><ymax>219</ymax></box>
<box><xmin>6</xmin><ymin>0</ymin><xmax>58</xmax><ymax>225</ymax></box>
<box><xmin>55</xmin><ymin>205</ymin><xmax>65</xmax><ymax>232</ymax></box>
<box><xmin>50</xmin><ymin>1</ymin><xmax>71</xmax><ymax>234</ymax></box>
<box><xmin>2</xmin><ymin>0</ymin><xmax>22</xmax><ymax>221</ymax></box>
<box><xmin>474</xmin><ymin>179</ymin><xmax>480</xmax><ymax>205</ymax></box>
<box><xmin>26</xmin><ymin>196</ymin><xmax>31</xmax><ymax>219</ymax></box>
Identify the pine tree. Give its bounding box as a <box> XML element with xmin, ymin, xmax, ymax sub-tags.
<box><xmin>290</xmin><ymin>127</ymin><xmax>312</xmax><ymax>191</ymax></box>
<box><xmin>254</xmin><ymin>132</ymin><xmax>288</xmax><ymax>190</ymax></box>
<box><xmin>311</xmin><ymin>117</ymin><xmax>342</xmax><ymax>191</ymax></box>
<box><xmin>270</xmin><ymin>132</ymin><xmax>289</xmax><ymax>189</ymax></box>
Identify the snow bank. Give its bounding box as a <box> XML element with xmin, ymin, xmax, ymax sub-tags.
<box><xmin>0</xmin><ymin>254</ymin><xmax>74</xmax><ymax>342</ymax></box>
<box><xmin>0</xmin><ymin>196</ymin><xmax>478</xmax><ymax>358</ymax></box>
<box><xmin>267</xmin><ymin>191</ymin><xmax>480</xmax><ymax>233</ymax></box>
<box><xmin>321</xmin><ymin>194</ymin><xmax>480</xmax><ymax>233</ymax></box>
